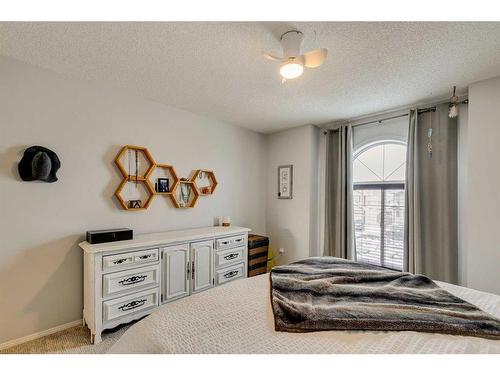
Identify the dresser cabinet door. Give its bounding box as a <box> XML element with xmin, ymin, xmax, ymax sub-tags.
<box><xmin>190</xmin><ymin>240</ymin><xmax>214</xmax><ymax>294</ymax></box>
<box><xmin>162</xmin><ymin>244</ymin><xmax>190</xmax><ymax>302</ymax></box>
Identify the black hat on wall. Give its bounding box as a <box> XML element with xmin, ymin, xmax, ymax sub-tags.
<box><xmin>18</xmin><ymin>146</ymin><xmax>61</xmax><ymax>183</ymax></box>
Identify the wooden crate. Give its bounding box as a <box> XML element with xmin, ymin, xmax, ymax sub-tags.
<box><xmin>248</xmin><ymin>234</ymin><xmax>269</xmax><ymax>277</ymax></box>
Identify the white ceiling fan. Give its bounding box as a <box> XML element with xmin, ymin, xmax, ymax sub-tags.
<box><xmin>263</xmin><ymin>30</ymin><xmax>328</xmax><ymax>83</ymax></box>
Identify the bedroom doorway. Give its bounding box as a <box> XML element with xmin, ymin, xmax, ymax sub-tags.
<box><xmin>352</xmin><ymin>141</ymin><xmax>406</xmax><ymax>271</ymax></box>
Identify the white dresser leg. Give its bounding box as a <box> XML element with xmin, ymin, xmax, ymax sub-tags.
<box><xmin>82</xmin><ymin>316</ymin><xmax>86</xmax><ymax>327</ymax></box>
<box><xmin>92</xmin><ymin>332</ymin><xmax>102</xmax><ymax>345</ymax></box>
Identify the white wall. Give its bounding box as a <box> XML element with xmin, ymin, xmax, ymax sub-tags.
<box><xmin>265</xmin><ymin>125</ymin><xmax>320</xmax><ymax>265</ymax></box>
<box><xmin>0</xmin><ymin>56</ymin><xmax>267</xmax><ymax>344</ymax></box>
<box><xmin>461</xmin><ymin>75</ymin><xmax>500</xmax><ymax>295</ymax></box>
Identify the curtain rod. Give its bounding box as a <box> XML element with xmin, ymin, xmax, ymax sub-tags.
<box><xmin>322</xmin><ymin>106</ymin><xmax>433</xmax><ymax>134</ymax></box>
<box><xmin>322</xmin><ymin>98</ymin><xmax>469</xmax><ymax>134</ymax></box>
<box><xmin>352</xmin><ymin>106</ymin><xmax>435</xmax><ymax>129</ymax></box>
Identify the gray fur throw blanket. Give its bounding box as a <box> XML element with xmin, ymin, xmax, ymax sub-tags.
<box><xmin>270</xmin><ymin>257</ymin><xmax>500</xmax><ymax>340</ymax></box>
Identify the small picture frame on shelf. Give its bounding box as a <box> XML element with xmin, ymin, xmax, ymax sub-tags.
<box><xmin>156</xmin><ymin>178</ymin><xmax>170</xmax><ymax>193</ymax></box>
<box><xmin>278</xmin><ymin>165</ymin><xmax>293</xmax><ymax>199</ymax></box>
<box><xmin>128</xmin><ymin>199</ymin><xmax>142</xmax><ymax>209</ymax></box>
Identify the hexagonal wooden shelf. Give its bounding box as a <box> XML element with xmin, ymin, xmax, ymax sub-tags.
<box><xmin>114</xmin><ymin>179</ymin><xmax>155</xmax><ymax>211</ymax></box>
<box><xmin>115</xmin><ymin>145</ymin><xmax>156</xmax><ymax>180</ymax></box>
<box><xmin>171</xmin><ymin>179</ymin><xmax>200</xmax><ymax>208</ymax></box>
<box><xmin>146</xmin><ymin>164</ymin><xmax>179</xmax><ymax>194</ymax></box>
<box><xmin>190</xmin><ymin>169</ymin><xmax>218</xmax><ymax>196</ymax></box>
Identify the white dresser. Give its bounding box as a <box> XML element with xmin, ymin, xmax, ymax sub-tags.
<box><xmin>79</xmin><ymin>226</ymin><xmax>251</xmax><ymax>344</ymax></box>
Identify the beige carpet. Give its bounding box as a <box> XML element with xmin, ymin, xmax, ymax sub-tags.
<box><xmin>0</xmin><ymin>323</ymin><xmax>132</xmax><ymax>354</ymax></box>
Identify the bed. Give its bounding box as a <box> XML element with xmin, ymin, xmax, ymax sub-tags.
<box><xmin>108</xmin><ymin>273</ymin><xmax>500</xmax><ymax>354</ymax></box>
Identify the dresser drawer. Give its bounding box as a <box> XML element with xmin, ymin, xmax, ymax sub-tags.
<box><xmin>215</xmin><ymin>234</ymin><xmax>246</xmax><ymax>250</ymax></box>
<box><xmin>215</xmin><ymin>246</ymin><xmax>245</xmax><ymax>269</ymax></box>
<box><xmin>215</xmin><ymin>262</ymin><xmax>245</xmax><ymax>286</ymax></box>
<box><xmin>102</xmin><ymin>288</ymin><xmax>159</xmax><ymax>324</ymax></box>
<box><xmin>102</xmin><ymin>248</ymin><xmax>159</xmax><ymax>272</ymax></box>
<box><xmin>102</xmin><ymin>264</ymin><xmax>160</xmax><ymax>299</ymax></box>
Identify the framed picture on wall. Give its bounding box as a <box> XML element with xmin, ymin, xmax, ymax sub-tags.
<box><xmin>278</xmin><ymin>164</ymin><xmax>293</xmax><ymax>199</ymax></box>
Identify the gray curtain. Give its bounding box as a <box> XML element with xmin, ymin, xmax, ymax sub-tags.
<box><xmin>324</xmin><ymin>125</ymin><xmax>355</xmax><ymax>259</ymax></box>
<box><xmin>405</xmin><ymin>104</ymin><xmax>458</xmax><ymax>283</ymax></box>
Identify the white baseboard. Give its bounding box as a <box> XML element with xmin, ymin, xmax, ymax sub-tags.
<box><xmin>0</xmin><ymin>319</ymin><xmax>82</xmax><ymax>351</ymax></box>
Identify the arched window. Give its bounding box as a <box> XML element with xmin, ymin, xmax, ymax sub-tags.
<box><xmin>352</xmin><ymin>141</ymin><xmax>406</xmax><ymax>270</ymax></box>
<box><xmin>353</xmin><ymin>141</ymin><xmax>406</xmax><ymax>183</ymax></box>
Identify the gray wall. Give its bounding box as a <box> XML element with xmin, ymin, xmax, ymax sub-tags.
<box><xmin>265</xmin><ymin>125</ymin><xmax>320</xmax><ymax>265</ymax></box>
<box><xmin>0</xmin><ymin>57</ymin><xmax>267</xmax><ymax>344</ymax></box>
<box><xmin>461</xmin><ymin>75</ymin><xmax>500</xmax><ymax>295</ymax></box>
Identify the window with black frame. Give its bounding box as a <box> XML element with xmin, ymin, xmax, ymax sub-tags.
<box><xmin>352</xmin><ymin>141</ymin><xmax>406</xmax><ymax>271</ymax></box>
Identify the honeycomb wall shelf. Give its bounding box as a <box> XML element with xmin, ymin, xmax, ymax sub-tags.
<box><xmin>190</xmin><ymin>169</ymin><xmax>218</xmax><ymax>196</ymax></box>
<box><xmin>171</xmin><ymin>180</ymin><xmax>200</xmax><ymax>208</ymax></box>
<box><xmin>146</xmin><ymin>164</ymin><xmax>179</xmax><ymax>193</ymax></box>
<box><xmin>115</xmin><ymin>145</ymin><xmax>156</xmax><ymax>180</ymax></box>
<box><xmin>113</xmin><ymin>145</ymin><xmax>215</xmax><ymax>211</ymax></box>
<box><xmin>114</xmin><ymin>179</ymin><xmax>155</xmax><ymax>211</ymax></box>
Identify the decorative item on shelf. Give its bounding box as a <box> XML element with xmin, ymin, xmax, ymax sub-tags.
<box><xmin>128</xmin><ymin>200</ymin><xmax>142</xmax><ymax>209</ymax></box>
<box><xmin>190</xmin><ymin>169</ymin><xmax>218</xmax><ymax>196</ymax></box>
<box><xmin>277</xmin><ymin>164</ymin><xmax>293</xmax><ymax>199</ymax></box>
<box><xmin>171</xmin><ymin>178</ymin><xmax>200</xmax><ymax>208</ymax></box>
<box><xmin>18</xmin><ymin>145</ymin><xmax>61</xmax><ymax>183</ymax></box>
<box><xmin>222</xmin><ymin>216</ymin><xmax>231</xmax><ymax>227</ymax></box>
<box><xmin>156</xmin><ymin>178</ymin><xmax>170</xmax><ymax>193</ymax></box>
<box><xmin>130</xmin><ymin>148</ymin><xmax>139</xmax><ymax>185</ymax></box>
<box><xmin>179</xmin><ymin>179</ymin><xmax>191</xmax><ymax>207</ymax></box>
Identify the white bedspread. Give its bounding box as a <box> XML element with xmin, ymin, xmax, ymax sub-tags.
<box><xmin>108</xmin><ymin>274</ymin><xmax>500</xmax><ymax>354</ymax></box>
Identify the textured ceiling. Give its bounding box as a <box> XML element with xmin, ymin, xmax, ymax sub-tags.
<box><xmin>1</xmin><ymin>22</ymin><xmax>500</xmax><ymax>133</ymax></box>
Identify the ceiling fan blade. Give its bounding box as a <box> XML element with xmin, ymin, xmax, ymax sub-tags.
<box><xmin>302</xmin><ymin>48</ymin><xmax>328</xmax><ymax>68</ymax></box>
<box><xmin>263</xmin><ymin>52</ymin><xmax>283</xmax><ymax>61</ymax></box>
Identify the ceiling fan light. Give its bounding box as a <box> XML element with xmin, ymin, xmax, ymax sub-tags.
<box><xmin>280</xmin><ymin>62</ymin><xmax>304</xmax><ymax>80</ymax></box>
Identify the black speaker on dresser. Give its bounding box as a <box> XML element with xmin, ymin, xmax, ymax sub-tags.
<box><xmin>86</xmin><ymin>228</ymin><xmax>133</xmax><ymax>244</ymax></box>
